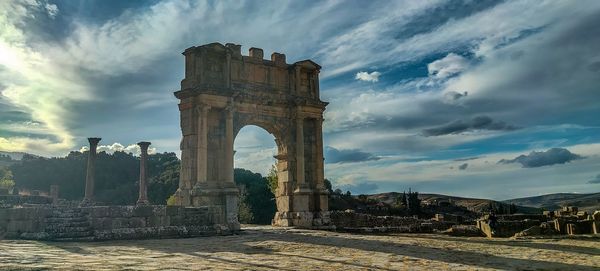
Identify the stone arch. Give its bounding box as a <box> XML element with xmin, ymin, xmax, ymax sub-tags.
<box><xmin>171</xmin><ymin>42</ymin><xmax>329</xmax><ymax>229</ymax></box>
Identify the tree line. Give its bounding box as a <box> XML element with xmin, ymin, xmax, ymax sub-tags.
<box><xmin>5</xmin><ymin>151</ymin><xmax>277</xmax><ymax>224</ymax></box>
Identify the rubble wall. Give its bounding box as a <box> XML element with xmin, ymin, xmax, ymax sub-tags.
<box><xmin>0</xmin><ymin>205</ymin><xmax>232</xmax><ymax>241</ymax></box>
<box><xmin>330</xmin><ymin>211</ymin><xmax>453</xmax><ymax>233</ymax></box>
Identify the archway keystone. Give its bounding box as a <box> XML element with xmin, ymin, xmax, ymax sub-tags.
<box><xmin>172</xmin><ymin>42</ymin><xmax>329</xmax><ymax>228</ymax></box>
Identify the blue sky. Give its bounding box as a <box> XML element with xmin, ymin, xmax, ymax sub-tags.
<box><xmin>1</xmin><ymin>0</ymin><xmax>600</xmax><ymax>199</ymax></box>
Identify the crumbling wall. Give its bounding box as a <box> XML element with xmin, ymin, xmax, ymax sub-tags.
<box><xmin>0</xmin><ymin>205</ymin><xmax>231</xmax><ymax>241</ymax></box>
<box><xmin>330</xmin><ymin>211</ymin><xmax>453</xmax><ymax>233</ymax></box>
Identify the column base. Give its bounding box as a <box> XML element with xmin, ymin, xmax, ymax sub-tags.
<box><xmin>136</xmin><ymin>199</ymin><xmax>150</xmax><ymax>206</ymax></box>
<box><xmin>190</xmin><ymin>184</ymin><xmax>240</xmax><ymax>231</ymax></box>
<box><xmin>272</xmin><ymin>211</ymin><xmax>330</xmax><ymax>228</ymax></box>
<box><xmin>173</xmin><ymin>188</ymin><xmax>191</xmax><ymax>206</ymax></box>
<box><xmin>79</xmin><ymin>198</ymin><xmax>94</xmax><ymax>207</ymax></box>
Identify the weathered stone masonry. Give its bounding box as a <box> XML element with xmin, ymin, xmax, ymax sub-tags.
<box><xmin>0</xmin><ymin>206</ymin><xmax>230</xmax><ymax>241</ymax></box>
<box><xmin>172</xmin><ymin>43</ymin><xmax>329</xmax><ymax>228</ymax></box>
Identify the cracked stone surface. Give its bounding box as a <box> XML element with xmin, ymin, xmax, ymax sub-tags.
<box><xmin>1</xmin><ymin>225</ymin><xmax>599</xmax><ymax>270</ymax></box>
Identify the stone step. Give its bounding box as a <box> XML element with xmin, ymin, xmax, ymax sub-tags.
<box><xmin>45</xmin><ymin>226</ymin><xmax>92</xmax><ymax>233</ymax></box>
<box><xmin>46</xmin><ymin>216</ymin><xmax>89</xmax><ymax>223</ymax></box>
<box><xmin>51</xmin><ymin>236</ymin><xmax>96</xmax><ymax>242</ymax></box>
<box><xmin>49</xmin><ymin>231</ymin><xmax>93</xmax><ymax>239</ymax></box>
<box><xmin>50</xmin><ymin>212</ymin><xmax>87</xmax><ymax>218</ymax></box>
<box><xmin>45</xmin><ymin>221</ymin><xmax>91</xmax><ymax>229</ymax></box>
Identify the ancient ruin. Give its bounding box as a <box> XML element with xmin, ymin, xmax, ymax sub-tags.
<box><xmin>171</xmin><ymin>42</ymin><xmax>329</xmax><ymax>228</ymax></box>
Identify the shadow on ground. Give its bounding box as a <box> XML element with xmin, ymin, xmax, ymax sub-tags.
<box><xmin>44</xmin><ymin>227</ymin><xmax>599</xmax><ymax>271</ymax></box>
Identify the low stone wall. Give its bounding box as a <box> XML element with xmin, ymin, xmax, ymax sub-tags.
<box><xmin>329</xmin><ymin>211</ymin><xmax>453</xmax><ymax>233</ymax></box>
<box><xmin>0</xmin><ymin>195</ymin><xmax>52</xmax><ymax>207</ymax></box>
<box><xmin>0</xmin><ymin>205</ymin><xmax>233</xmax><ymax>241</ymax></box>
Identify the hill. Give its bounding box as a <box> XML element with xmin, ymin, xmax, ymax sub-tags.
<box><xmin>367</xmin><ymin>192</ymin><xmax>541</xmax><ymax>214</ymax></box>
<box><xmin>0</xmin><ymin>151</ymin><xmax>34</xmax><ymax>161</ymax></box>
<box><xmin>503</xmin><ymin>192</ymin><xmax>600</xmax><ymax>212</ymax></box>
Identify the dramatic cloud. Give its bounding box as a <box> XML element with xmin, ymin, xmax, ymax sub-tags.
<box><xmin>428</xmin><ymin>53</ymin><xmax>469</xmax><ymax>79</ymax></box>
<box><xmin>324</xmin><ymin>146</ymin><xmax>379</xmax><ymax>164</ymax></box>
<box><xmin>2</xmin><ymin>0</ymin><xmax>600</xmax><ymax>199</ymax></box>
<box><xmin>355</xmin><ymin>71</ymin><xmax>381</xmax><ymax>82</ymax></box>
<box><xmin>499</xmin><ymin>148</ymin><xmax>583</xmax><ymax>168</ymax></box>
<box><xmin>588</xmin><ymin>174</ymin><xmax>600</xmax><ymax>184</ymax></box>
<box><xmin>422</xmin><ymin>116</ymin><xmax>518</xmax><ymax>136</ymax></box>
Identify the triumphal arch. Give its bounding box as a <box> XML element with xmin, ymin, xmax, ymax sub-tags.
<box><xmin>172</xmin><ymin>42</ymin><xmax>329</xmax><ymax>229</ymax></box>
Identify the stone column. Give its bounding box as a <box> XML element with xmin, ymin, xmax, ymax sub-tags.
<box><xmin>315</xmin><ymin>118</ymin><xmax>325</xmax><ymax>189</ymax></box>
<box><xmin>50</xmin><ymin>185</ymin><xmax>59</xmax><ymax>205</ymax></box>
<box><xmin>315</xmin><ymin>117</ymin><xmax>329</xmax><ymax>215</ymax></box>
<box><xmin>224</xmin><ymin>106</ymin><xmax>234</xmax><ymax>183</ymax></box>
<box><xmin>81</xmin><ymin>137</ymin><xmax>101</xmax><ymax>206</ymax></box>
<box><xmin>137</xmin><ymin>141</ymin><xmax>151</xmax><ymax>205</ymax></box>
<box><xmin>295</xmin><ymin>112</ymin><xmax>306</xmax><ymax>188</ymax></box>
<box><xmin>196</xmin><ymin>105</ymin><xmax>210</xmax><ymax>186</ymax></box>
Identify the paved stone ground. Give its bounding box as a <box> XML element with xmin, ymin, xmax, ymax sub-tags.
<box><xmin>1</xmin><ymin>225</ymin><xmax>599</xmax><ymax>270</ymax></box>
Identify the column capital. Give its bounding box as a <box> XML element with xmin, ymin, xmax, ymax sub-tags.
<box><xmin>88</xmin><ymin>137</ymin><xmax>101</xmax><ymax>146</ymax></box>
<box><xmin>137</xmin><ymin>141</ymin><xmax>151</xmax><ymax>152</ymax></box>
<box><xmin>195</xmin><ymin>104</ymin><xmax>211</xmax><ymax>114</ymax></box>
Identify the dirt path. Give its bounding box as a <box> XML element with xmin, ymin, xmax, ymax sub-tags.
<box><xmin>1</xmin><ymin>226</ymin><xmax>599</xmax><ymax>270</ymax></box>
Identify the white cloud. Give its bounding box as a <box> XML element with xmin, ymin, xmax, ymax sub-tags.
<box><xmin>44</xmin><ymin>3</ymin><xmax>58</xmax><ymax>18</ymax></box>
<box><xmin>355</xmin><ymin>71</ymin><xmax>381</xmax><ymax>82</ymax></box>
<box><xmin>427</xmin><ymin>53</ymin><xmax>468</xmax><ymax>79</ymax></box>
<box><xmin>325</xmin><ymin>143</ymin><xmax>600</xmax><ymax>199</ymax></box>
<box><xmin>79</xmin><ymin>142</ymin><xmax>156</xmax><ymax>156</ymax></box>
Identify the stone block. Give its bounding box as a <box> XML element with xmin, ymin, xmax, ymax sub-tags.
<box><xmin>88</xmin><ymin>206</ymin><xmax>110</xmax><ymax>218</ymax></box>
<box><xmin>271</xmin><ymin>53</ymin><xmax>286</xmax><ymax>65</ymax></box>
<box><xmin>593</xmin><ymin>211</ymin><xmax>600</xmax><ymax>221</ymax></box>
<box><xmin>133</xmin><ymin>205</ymin><xmax>154</xmax><ymax>217</ymax></box>
<box><xmin>109</xmin><ymin>206</ymin><xmax>133</xmax><ymax>218</ymax></box>
<box><xmin>152</xmin><ymin>205</ymin><xmax>166</xmax><ymax>216</ymax></box>
<box><xmin>249</xmin><ymin>47</ymin><xmax>264</xmax><ymax>59</ymax></box>
<box><xmin>166</xmin><ymin>206</ymin><xmax>181</xmax><ymax>216</ymax></box>
<box><xmin>169</xmin><ymin>215</ymin><xmax>183</xmax><ymax>226</ymax></box>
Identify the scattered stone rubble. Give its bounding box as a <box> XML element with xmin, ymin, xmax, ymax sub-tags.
<box><xmin>477</xmin><ymin>206</ymin><xmax>600</xmax><ymax>238</ymax></box>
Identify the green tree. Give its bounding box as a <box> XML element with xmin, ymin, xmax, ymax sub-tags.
<box><xmin>0</xmin><ymin>167</ymin><xmax>15</xmax><ymax>190</ymax></box>
<box><xmin>266</xmin><ymin>164</ymin><xmax>278</xmax><ymax>195</ymax></box>
<box><xmin>234</xmin><ymin>168</ymin><xmax>276</xmax><ymax>224</ymax></box>
<box><xmin>324</xmin><ymin>179</ymin><xmax>333</xmax><ymax>194</ymax></box>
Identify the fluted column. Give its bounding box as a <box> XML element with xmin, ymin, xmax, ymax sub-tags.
<box><xmin>137</xmin><ymin>141</ymin><xmax>151</xmax><ymax>205</ymax></box>
<box><xmin>225</xmin><ymin>106</ymin><xmax>234</xmax><ymax>183</ymax></box>
<box><xmin>315</xmin><ymin>118</ymin><xmax>325</xmax><ymax>189</ymax></box>
<box><xmin>196</xmin><ymin>105</ymin><xmax>210</xmax><ymax>186</ymax></box>
<box><xmin>81</xmin><ymin>137</ymin><xmax>101</xmax><ymax>206</ymax></box>
<box><xmin>295</xmin><ymin>112</ymin><xmax>306</xmax><ymax>188</ymax></box>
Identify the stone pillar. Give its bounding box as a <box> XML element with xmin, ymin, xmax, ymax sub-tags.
<box><xmin>225</xmin><ymin>106</ymin><xmax>234</xmax><ymax>183</ymax></box>
<box><xmin>81</xmin><ymin>137</ymin><xmax>101</xmax><ymax>206</ymax></box>
<box><xmin>50</xmin><ymin>185</ymin><xmax>59</xmax><ymax>205</ymax></box>
<box><xmin>196</xmin><ymin>105</ymin><xmax>210</xmax><ymax>187</ymax></box>
<box><xmin>293</xmin><ymin>108</ymin><xmax>311</xmax><ymax>225</ymax></box>
<box><xmin>137</xmin><ymin>141</ymin><xmax>151</xmax><ymax>205</ymax></box>
<box><xmin>295</xmin><ymin>113</ymin><xmax>306</xmax><ymax>188</ymax></box>
<box><xmin>315</xmin><ymin>118</ymin><xmax>328</xmax><ymax>210</ymax></box>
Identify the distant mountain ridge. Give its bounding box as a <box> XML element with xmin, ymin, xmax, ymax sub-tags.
<box><xmin>367</xmin><ymin>192</ymin><xmax>541</xmax><ymax>214</ymax></box>
<box><xmin>503</xmin><ymin>192</ymin><xmax>600</xmax><ymax>212</ymax></box>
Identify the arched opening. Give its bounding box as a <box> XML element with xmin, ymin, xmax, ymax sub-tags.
<box><xmin>233</xmin><ymin>125</ymin><xmax>279</xmax><ymax>225</ymax></box>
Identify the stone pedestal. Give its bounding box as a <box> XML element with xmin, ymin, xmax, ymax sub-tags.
<box><xmin>190</xmin><ymin>183</ymin><xmax>240</xmax><ymax>230</ymax></box>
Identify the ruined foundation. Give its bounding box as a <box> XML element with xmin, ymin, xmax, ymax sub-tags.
<box><xmin>0</xmin><ymin>205</ymin><xmax>231</xmax><ymax>241</ymax></box>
